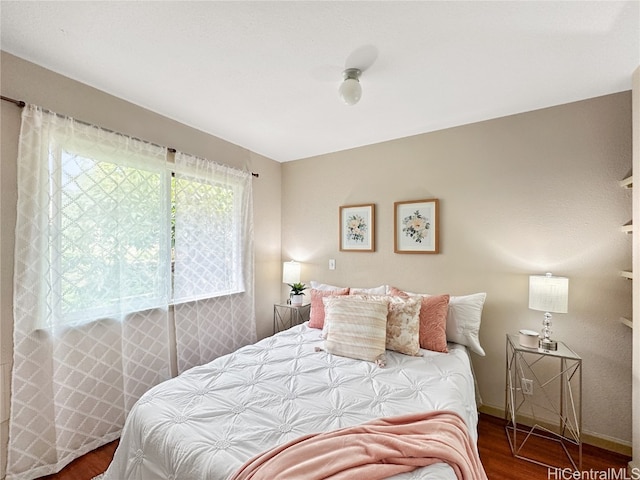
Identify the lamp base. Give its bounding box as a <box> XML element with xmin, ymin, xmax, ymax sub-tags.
<box><xmin>539</xmin><ymin>338</ymin><xmax>558</xmax><ymax>351</ymax></box>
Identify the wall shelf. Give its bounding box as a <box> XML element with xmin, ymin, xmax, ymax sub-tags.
<box><xmin>619</xmin><ymin>173</ymin><xmax>633</xmax><ymax>331</ymax></box>
<box><xmin>628</xmin><ymin>65</ymin><xmax>638</xmax><ymax>473</ymax></box>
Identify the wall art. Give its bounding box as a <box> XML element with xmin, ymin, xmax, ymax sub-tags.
<box><xmin>339</xmin><ymin>204</ymin><xmax>375</xmax><ymax>252</ymax></box>
<box><xmin>394</xmin><ymin>198</ymin><xmax>439</xmax><ymax>254</ymax></box>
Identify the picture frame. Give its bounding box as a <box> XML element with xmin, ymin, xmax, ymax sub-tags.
<box><xmin>394</xmin><ymin>198</ymin><xmax>439</xmax><ymax>254</ymax></box>
<box><xmin>339</xmin><ymin>204</ymin><xmax>375</xmax><ymax>252</ymax></box>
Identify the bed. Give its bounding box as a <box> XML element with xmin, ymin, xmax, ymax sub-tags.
<box><xmin>102</xmin><ymin>288</ymin><xmax>486</xmax><ymax>480</ymax></box>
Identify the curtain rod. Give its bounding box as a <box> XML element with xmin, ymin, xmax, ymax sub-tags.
<box><xmin>1</xmin><ymin>95</ymin><xmax>259</xmax><ymax>178</ymax></box>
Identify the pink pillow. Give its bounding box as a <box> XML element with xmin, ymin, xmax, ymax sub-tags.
<box><xmin>390</xmin><ymin>287</ymin><xmax>450</xmax><ymax>353</ymax></box>
<box><xmin>309</xmin><ymin>287</ymin><xmax>350</xmax><ymax>329</ymax></box>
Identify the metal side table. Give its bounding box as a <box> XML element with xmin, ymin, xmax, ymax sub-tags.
<box><xmin>273</xmin><ymin>302</ymin><xmax>310</xmax><ymax>334</ymax></box>
<box><xmin>505</xmin><ymin>333</ymin><xmax>582</xmax><ymax>470</ymax></box>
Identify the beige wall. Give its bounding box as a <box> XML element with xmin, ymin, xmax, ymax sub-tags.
<box><xmin>282</xmin><ymin>92</ymin><xmax>634</xmax><ymax>448</ymax></box>
<box><xmin>0</xmin><ymin>51</ymin><xmax>282</xmax><ymax>477</ymax></box>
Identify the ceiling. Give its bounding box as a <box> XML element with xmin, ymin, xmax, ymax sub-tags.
<box><xmin>1</xmin><ymin>1</ymin><xmax>639</xmax><ymax>162</ymax></box>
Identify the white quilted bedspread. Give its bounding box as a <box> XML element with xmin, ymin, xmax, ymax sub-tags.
<box><xmin>102</xmin><ymin>322</ymin><xmax>479</xmax><ymax>480</ymax></box>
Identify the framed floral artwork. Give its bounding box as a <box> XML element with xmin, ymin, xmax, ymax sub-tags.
<box><xmin>394</xmin><ymin>198</ymin><xmax>439</xmax><ymax>254</ymax></box>
<box><xmin>339</xmin><ymin>204</ymin><xmax>375</xmax><ymax>252</ymax></box>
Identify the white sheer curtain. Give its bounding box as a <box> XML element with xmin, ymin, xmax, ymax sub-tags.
<box><xmin>173</xmin><ymin>151</ymin><xmax>256</xmax><ymax>374</ymax></box>
<box><xmin>8</xmin><ymin>105</ymin><xmax>172</xmax><ymax>479</ymax></box>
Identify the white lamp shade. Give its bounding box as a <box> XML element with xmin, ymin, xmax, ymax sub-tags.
<box><xmin>339</xmin><ymin>78</ymin><xmax>362</xmax><ymax>106</ymax></box>
<box><xmin>529</xmin><ymin>274</ymin><xmax>569</xmax><ymax>313</ymax></box>
<box><xmin>282</xmin><ymin>261</ymin><xmax>301</xmax><ymax>284</ymax></box>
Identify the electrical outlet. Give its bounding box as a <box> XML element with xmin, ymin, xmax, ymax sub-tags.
<box><xmin>522</xmin><ymin>378</ymin><xmax>534</xmax><ymax>395</ymax></box>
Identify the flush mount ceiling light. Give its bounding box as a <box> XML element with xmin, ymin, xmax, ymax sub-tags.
<box><xmin>338</xmin><ymin>68</ymin><xmax>362</xmax><ymax>106</ymax></box>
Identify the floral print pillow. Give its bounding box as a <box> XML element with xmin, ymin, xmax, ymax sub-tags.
<box><xmin>384</xmin><ymin>296</ymin><xmax>422</xmax><ymax>356</ymax></box>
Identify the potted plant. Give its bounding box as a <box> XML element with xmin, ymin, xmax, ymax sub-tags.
<box><xmin>287</xmin><ymin>282</ymin><xmax>307</xmax><ymax>307</ymax></box>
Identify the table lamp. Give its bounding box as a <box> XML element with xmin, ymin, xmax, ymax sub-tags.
<box><xmin>282</xmin><ymin>261</ymin><xmax>301</xmax><ymax>284</ymax></box>
<box><xmin>528</xmin><ymin>273</ymin><xmax>569</xmax><ymax>351</ymax></box>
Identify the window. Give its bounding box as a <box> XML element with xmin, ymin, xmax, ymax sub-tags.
<box><xmin>172</xmin><ymin>171</ymin><xmax>246</xmax><ymax>303</ymax></box>
<box><xmin>48</xmin><ymin>137</ymin><xmax>170</xmax><ymax>328</ymax></box>
<box><xmin>44</xmin><ymin>134</ymin><xmax>247</xmax><ymax>328</ymax></box>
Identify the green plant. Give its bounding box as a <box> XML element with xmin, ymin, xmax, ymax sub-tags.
<box><xmin>287</xmin><ymin>282</ymin><xmax>307</xmax><ymax>295</ymax></box>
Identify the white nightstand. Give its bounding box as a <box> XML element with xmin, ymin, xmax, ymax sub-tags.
<box><xmin>504</xmin><ymin>333</ymin><xmax>582</xmax><ymax>470</ymax></box>
<box><xmin>273</xmin><ymin>302</ymin><xmax>311</xmax><ymax>334</ymax></box>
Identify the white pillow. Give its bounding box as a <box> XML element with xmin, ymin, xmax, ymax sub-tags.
<box><xmin>429</xmin><ymin>292</ymin><xmax>486</xmax><ymax>356</ymax></box>
<box><xmin>310</xmin><ymin>280</ymin><xmax>388</xmax><ymax>295</ymax></box>
<box><xmin>310</xmin><ymin>280</ymin><xmax>343</xmax><ymax>291</ymax></box>
<box><xmin>350</xmin><ymin>285</ymin><xmax>387</xmax><ymax>295</ymax></box>
<box><xmin>322</xmin><ymin>296</ymin><xmax>388</xmax><ymax>364</ymax></box>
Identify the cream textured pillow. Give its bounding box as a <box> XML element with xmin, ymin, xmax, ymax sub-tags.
<box><xmin>322</xmin><ymin>296</ymin><xmax>389</xmax><ymax>363</ymax></box>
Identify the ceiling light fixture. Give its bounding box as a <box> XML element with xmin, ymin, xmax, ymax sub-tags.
<box><xmin>338</xmin><ymin>68</ymin><xmax>362</xmax><ymax>106</ymax></box>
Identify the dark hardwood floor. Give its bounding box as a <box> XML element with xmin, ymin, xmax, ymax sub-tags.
<box><xmin>477</xmin><ymin>414</ymin><xmax>630</xmax><ymax>479</ymax></box>
<box><xmin>38</xmin><ymin>440</ymin><xmax>118</xmax><ymax>480</ymax></box>
<box><xmin>38</xmin><ymin>413</ymin><xmax>631</xmax><ymax>480</ymax></box>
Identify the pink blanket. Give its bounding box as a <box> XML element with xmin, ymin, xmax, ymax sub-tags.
<box><xmin>230</xmin><ymin>410</ymin><xmax>487</xmax><ymax>480</ymax></box>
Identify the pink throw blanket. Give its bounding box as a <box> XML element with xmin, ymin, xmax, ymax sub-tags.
<box><xmin>230</xmin><ymin>410</ymin><xmax>488</xmax><ymax>480</ymax></box>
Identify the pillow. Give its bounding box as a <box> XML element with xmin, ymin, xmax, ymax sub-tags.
<box><xmin>417</xmin><ymin>294</ymin><xmax>450</xmax><ymax>353</ymax></box>
<box><xmin>443</xmin><ymin>293</ymin><xmax>487</xmax><ymax>356</ymax></box>
<box><xmin>310</xmin><ymin>281</ymin><xmax>344</xmax><ymax>291</ymax></box>
<box><xmin>349</xmin><ymin>294</ymin><xmax>421</xmax><ymax>356</ymax></box>
<box><xmin>385</xmin><ymin>296</ymin><xmax>421</xmax><ymax>356</ymax></box>
<box><xmin>308</xmin><ymin>287</ymin><xmax>350</xmax><ymax>329</ymax></box>
<box><xmin>350</xmin><ymin>285</ymin><xmax>388</xmax><ymax>295</ymax></box>
<box><xmin>390</xmin><ymin>287</ymin><xmax>449</xmax><ymax>353</ymax></box>
<box><xmin>390</xmin><ymin>287</ymin><xmax>487</xmax><ymax>356</ymax></box>
<box><xmin>310</xmin><ymin>280</ymin><xmax>388</xmax><ymax>296</ymax></box>
<box><xmin>322</xmin><ymin>296</ymin><xmax>388</xmax><ymax>363</ymax></box>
